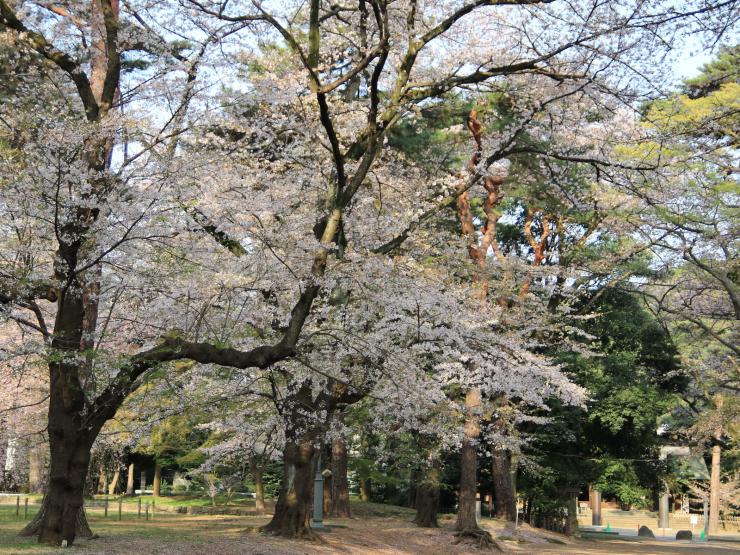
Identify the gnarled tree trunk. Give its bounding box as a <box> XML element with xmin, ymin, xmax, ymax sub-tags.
<box><xmin>330</xmin><ymin>437</ymin><xmax>351</xmax><ymax>518</ymax></box>
<box><xmin>261</xmin><ymin>438</ymin><xmax>316</xmax><ymax>538</ymax></box>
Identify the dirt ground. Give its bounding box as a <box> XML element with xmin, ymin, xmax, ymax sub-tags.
<box><xmin>2</xmin><ymin>511</ymin><xmax>738</xmax><ymax>555</ymax></box>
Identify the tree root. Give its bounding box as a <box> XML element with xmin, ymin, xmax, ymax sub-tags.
<box><xmin>453</xmin><ymin>527</ymin><xmax>503</xmax><ymax>551</ymax></box>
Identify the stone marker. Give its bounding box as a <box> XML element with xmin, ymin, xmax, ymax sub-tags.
<box><xmin>676</xmin><ymin>530</ymin><xmax>692</xmax><ymax>540</ymax></box>
<box><xmin>638</xmin><ymin>525</ymin><xmax>655</xmax><ymax>538</ymax></box>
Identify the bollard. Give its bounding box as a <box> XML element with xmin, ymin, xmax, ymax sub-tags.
<box><xmin>104</xmin><ymin>495</ymin><xmax>109</xmax><ymax>517</ymax></box>
<box><xmin>24</xmin><ymin>498</ymin><xmax>28</xmax><ymax>519</ymax></box>
<box><xmin>151</xmin><ymin>498</ymin><xmax>155</xmax><ymax>520</ymax></box>
<box><xmin>16</xmin><ymin>496</ymin><xmax>20</xmax><ymax>517</ymax></box>
<box><xmin>118</xmin><ymin>498</ymin><xmax>122</xmax><ymax>521</ymax></box>
<box><xmin>138</xmin><ymin>497</ymin><xmax>142</xmax><ymax>518</ymax></box>
<box><xmin>145</xmin><ymin>502</ymin><xmax>149</xmax><ymax>521</ymax></box>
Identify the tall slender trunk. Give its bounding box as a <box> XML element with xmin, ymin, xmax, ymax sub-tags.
<box><xmin>261</xmin><ymin>438</ymin><xmax>316</xmax><ymax>538</ymax></box>
<box><xmin>413</xmin><ymin>460</ymin><xmax>440</xmax><ymax>528</ymax></box>
<box><xmin>455</xmin><ymin>388</ymin><xmax>481</xmax><ymax>531</ymax></box>
<box><xmin>709</xmin><ymin>442</ymin><xmax>722</xmax><ymax>534</ymax></box>
<box><xmin>330</xmin><ymin>437</ymin><xmax>351</xmax><ymax>518</ymax></box>
<box><xmin>108</xmin><ymin>469</ymin><xmax>120</xmax><ymax>495</ymax></box>
<box><xmin>125</xmin><ymin>463</ymin><xmax>135</xmax><ymax>495</ymax></box>
<box><xmin>491</xmin><ymin>450</ymin><xmax>516</xmax><ymax>521</ymax></box>
<box><xmin>153</xmin><ymin>463</ymin><xmax>162</xmax><ymax>497</ymax></box>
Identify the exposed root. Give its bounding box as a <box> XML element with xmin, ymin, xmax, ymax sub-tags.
<box><xmin>258</xmin><ymin>524</ymin><xmax>324</xmax><ymax>542</ymax></box>
<box><xmin>452</xmin><ymin>527</ymin><xmax>503</xmax><ymax>551</ymax></box>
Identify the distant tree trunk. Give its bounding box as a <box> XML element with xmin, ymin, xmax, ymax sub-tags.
<box><xmin>709</xmin><ymin>442</ymin><xmax>722</xmax><ymax>534</ymax></box>
<box><xmin>709</xmin><ymin>393</ymin><xmax>723</xmax><ymax>535</ymax></box>
<box><xmin>28</xmin><ymin>444</ymin><xmax>45</xmax><ymax>494</ymax></box>
<box><xmin>330</xmin><ymin>437</ymin><xmax>351</xmax><ymax>518</ymax></box>
<box><xmin>153</xmin><ymin>463</ymin><xmax>161</xmax><ymax>497</ymax></box>
<box><xmin>413</xmin><ymin>460</ymin><xmax>440</xmax><ymax>528</ymax></box>
<box><xmin>359</xmin><ymin>478</ymin><xmax>370</xmax><ymax>501</ymax></box>
<box><xmin>455</xmin><ymin>387</ymin><xmax>481</xmax><ymax>531</ymax></box>
<box><xmin>254</xmin><ymin>467</ymin><xmax>266</xmax><ymax>513</ymax></box>
<box><xmin>125</xmin><ymin>463</ymin><xmax>135</xmax><ymax>495</ymax></box>
<box><xmin>491</xmin><ymin>450</ymin><xmax>516</xmax><ymax>521</ymax></box>
<box><xmin>97</xmin><ymin>465</ymin><xmax>107</xmax><ymax>494</ymax></box>
<box><xmin>261</xmin><ymin>437</ymin><xmax>316</xmax><ymax>538</ymax></box>
<box><xmin>108</xmin><ymin>469</ymin><xmax>120</xmax><ymax>495</ymax></box>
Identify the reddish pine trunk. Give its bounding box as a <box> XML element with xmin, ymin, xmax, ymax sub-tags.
<box><xmin>330</xmin><ymin>438</ymin><xmax>351</xmax><ymax>518</ymax></box>
<box><xmin>359</xmin><ymin>478</ymin><xmax>370</xmax><ymax>501</ymax></box>
<box><xmin>261</xmin><ymin>439</ymin><xmax>316</xmax><ymax>538</ymax></box>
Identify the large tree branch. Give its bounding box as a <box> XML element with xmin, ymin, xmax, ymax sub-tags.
<box><xmin>0</xmin><ymin>0</ymin><xmax>99</xmax><ymax>120</ymax></box>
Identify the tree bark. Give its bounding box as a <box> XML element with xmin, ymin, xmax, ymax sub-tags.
<box><xmin>330</xmin><ymin>437</ymin><xmax>351</xmax><ymax>518</ymax></box>
<box><xmin>125</xmin><ymin>463</ymin><xmax>135</xmax><ymax>495</ymax></box>
<box><xmin>108</xmin><ymin>469</ymin><xmax>120</xmax><ymax>495</ymax></box>
<box><xmin>413</xmin><ymin>461</ymin><xmax>440</xmax><ymax>528</ymax></box>
<box><xmin>153</xmin><ymin>463</ymin><xmax>161</xmax><ymax>497</ymax></box>
<box><xmin>491</xmin><ymin>450</ymin><xmax>516</xmax><ymax>521</ymax></box>
<box><xmin>254</xmin><ymin>467</ymin><xmax>266</xmax><ymax>513</ymax></box>
<box><xmin>261</xmin><ymin>438</ymin><xmax>317</xmax><ymax>538</ymax></box>
<box><xmin>455</xmin><ymin>387</ymin><xmax>481</xmax><ymax>531</ymax></box>
<box><xmin>28</xmin><ymin>443</ymin><xmax>45</xmax><ymax>494</ymax></box>
<box><xmin>709</xmin><ymin>442</ymin><xmax>721</xmax><ymax>534</ymax></box>
<box><xmin>19</xmin><ymin>494</ymin><xmax>94</xmax><ymax>540</ymax></box>
<box><xmin>359</xmin><ymin>478</ymin><xmax>370</xmax><ymax>501</ymax></box>
<box><xmin>96</xmin><ymin>465</ymin><xmax>107</xmax><ymax>495</ymax></box>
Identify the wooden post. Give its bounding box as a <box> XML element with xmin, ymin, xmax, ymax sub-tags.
<box><xmin>152</xmin><ymin>498</ymin><xmax>155</xmax><ymax>519</ymax></box>
<box><xmin>118</xmin><ymin>497</ymin><xmax>122</xmax><ymax>521</ymax></box>
<box><xmin>138</xmin><ymin>497</ymin><xmax>142</xmax><ymax>518</ymax></box>
<box><xmin>145</xmin><ymin>502</ymin><xmax>149</xmax><ymax>521</ymax></box>
<box><xmin>104</xmin><ymin>495</ymin><xmax>109</xmax><ymax>517</ymax></box>
<box><xmin>15</xmin><ymin>495</ymin><xmax>19</xmax><ymax>517</ymax></box>
<box><xmin>24</xmin><ymin>498</ymin><xmax>28</xmax><ymax>519</ymax></box>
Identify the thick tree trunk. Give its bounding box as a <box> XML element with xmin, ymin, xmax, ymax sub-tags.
<box><xmin>491</xmin><ymin>450</ymin><xmax>516</xmax><ymax>521</ymax></box>
<box><xmin>35</xmin><ymin>430</ymin><xmax>94</xmax><ymax>546</ymax></box>
<box><xmin>153</xmin><ymin>463</ymin><xmax>162</xmax><ymax>497</ymax></box>
<box><xmin>330</xmin><ymin>438</ymin><xmax>351</xmax><ymax>518</ymax></box>
<box><xmin>455</xmin><ymin>388</ymin><xmax>481</xmax><ymax>531</ymax></box>
<box><xmin>125</xmin><ymin>463</ymin><xmax>135</xmax><ymax>495</ymax></box>
<box><xmin>254</xmin><ymin>467</ymin><xmax>266</xmax><ymax>513</ymax></box>
<box><xmin>108</xmin><ymin>469</ymin><xmax>120</xmax><ymax>495</ymax></box>
<box><xmin>28</xmin><ymin>443</ymin><xmax>45</xmax><ymax>494</ymax></box>
<box><xmin>413</xmin><ymin>461</ymin><xmax>440</xmax><ymax>528</ymax></box>
<box><xmin>261</xmin><ymin>439</ymin><xmax>316</xmax><ymax>538</ymax></box>
<box><xmin>20</xmin><ymin>494</ymin><xmax>94</xmax><ymax>540</ymax></box>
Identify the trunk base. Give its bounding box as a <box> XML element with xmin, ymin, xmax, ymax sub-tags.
<box><xmin>453</xmin><ymin>528</ymin><xmax>502</xmax><ymax>551</ymax></box>
<box><xmin>19</xmin><ymin>497</ymin><xmax>96</xmax><ymax>542</ymax></box>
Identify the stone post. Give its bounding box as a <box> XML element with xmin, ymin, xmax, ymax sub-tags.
<box><xmin>312</xmin><ymin>456</ymin><xmax>325</xmax><ymax>529</ymax></box>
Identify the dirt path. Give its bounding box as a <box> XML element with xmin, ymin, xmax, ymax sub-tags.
<box><xmin>2</xmin><ymin>512</ymin><xmax>738</xmax><ymax>554</ymax></box>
